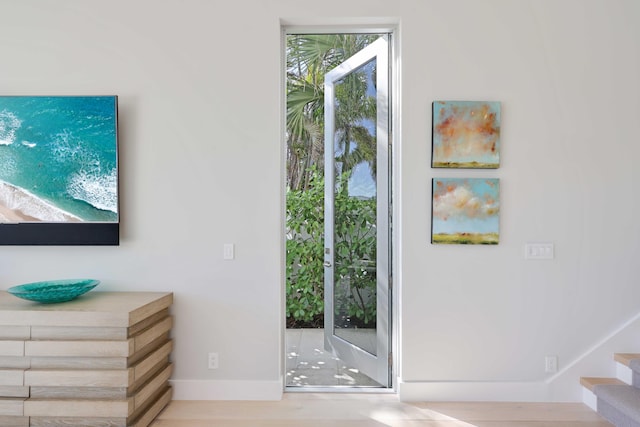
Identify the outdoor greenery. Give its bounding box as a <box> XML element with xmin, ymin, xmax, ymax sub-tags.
<box><xmin>285</xmin><ymin>34</ymin><xmax>382</xmax><ymax>329</ymax></box>
<box><xmin>285</xmin><ymin>170</ymin><xmax>325</xmax><ymax>327</ymax></box>
<box><xmin>286</xmin><ymin>34</ymin><xmax>379</xmax><ymax>192</ymax></box>
<box><xmin>286</xmin><ymin>170</ymin><xmax>377</xmax><ymax>328</ymax></box>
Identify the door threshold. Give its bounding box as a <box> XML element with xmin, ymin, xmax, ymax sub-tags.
<box><xmin>285</xmin><ymin>386</ymin><xmax>394</xmax><ymax>394</ymax></box>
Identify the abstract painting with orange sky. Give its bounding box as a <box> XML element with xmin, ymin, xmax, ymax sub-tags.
<box><xmin>432</xmin><ymin>101</ymin><xmax>501</xmax><ymax>168</ymax></box>
<box><xmin>432</xmin><ymin>178</ymin><xmax>500</xmax><ymax>244</ymax></box>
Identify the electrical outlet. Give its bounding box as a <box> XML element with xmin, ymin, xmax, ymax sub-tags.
<box><xmin>208</xmin><ymin>352</ymin><xmax>219</xmax><ymax>369</ymax></box>
<box><xmin>223</xmin><ymin>243</ymin><xmax>234</xmax><ymax>260</ymax></box>
<box><xmin>545</xmin><ymin>355</ymin><xmax>558</xmax><ymax>373</ymax></box>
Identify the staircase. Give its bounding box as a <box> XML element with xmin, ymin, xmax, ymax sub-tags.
<box><xmin>582</xmin><ymin>353</ymin><xmax>640</xmax><ymax>426</ymax></box>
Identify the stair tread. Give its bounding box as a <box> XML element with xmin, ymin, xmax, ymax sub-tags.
<box><xmin>580</xmin><ymin>377</ymin><xmax>625</xmax><ymax>391</ymax></box>
<box><xmin>593</xmin><ymin>384</ymin><xmax>640</xmax><ymax>423</ymax></box>
<box><xmin>614</xmin><ymin>353</ymin><xmax>640</xmax><ymax>367</ymax></box>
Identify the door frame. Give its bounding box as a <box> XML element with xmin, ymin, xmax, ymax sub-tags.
<box><xmin>281</xmin><ymin>24</ymin><xmax>400</xmax><ymax>392</ymax></box>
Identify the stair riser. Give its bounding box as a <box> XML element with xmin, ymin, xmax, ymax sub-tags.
<box><xmin>582</xmin><ymin>387</ymin><xmax>598</xmax><ymax>412</ymax></box>
<box><xmin>617</xmin><ymin>364</ymin><xmax>633</xmax><ymax>385</ymax></box>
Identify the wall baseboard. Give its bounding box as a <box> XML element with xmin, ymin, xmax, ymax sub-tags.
<box><xmin>398</xmin><ymin>380</ymin><xmax>549</xmax><ymax>402</ymax></box>
<box><xmin>170</xmin><ymin>379</ymin><xmax>283</xmax><ymax>401</ymax></box>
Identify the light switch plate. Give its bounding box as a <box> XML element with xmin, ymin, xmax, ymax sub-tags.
<box><xmin>525</xmin><ymin>243</ymin><xmax>554</xmax><ymax>260</ymax></box>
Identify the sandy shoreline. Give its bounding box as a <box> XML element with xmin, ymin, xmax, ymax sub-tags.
<box><xmin>0</xmin><ymin>203</ymin><xmax>38</xmax><ymax>222</ymax></box>
<box><xmin>0</xmin><ymin>180</ymin><xmax>81</xmax><ymax>223</ymax></box>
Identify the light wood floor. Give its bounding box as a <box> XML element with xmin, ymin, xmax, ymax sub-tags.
<box><xmin>151</xmin><ymin>394</ymin><xmax>613</xmax><ymax>426</ymax></box>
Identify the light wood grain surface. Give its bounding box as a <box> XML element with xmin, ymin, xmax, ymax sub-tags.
<box><xmin>0</xmin><ymin>414</ymin><xmax>28</xmax><ymax>426</ymax></box>
<box><xmin>613</xmin><ymin>353</ymin><xmax>640</xmax><ymax>366</ymax></box>
<box><xmin>152</xmin><ymin>394</ymin><xmax>613</xmax><ymax>427</ymax></box>
<box><xmin>580</xmin><ymin>377</ymin><xmax>625</xmax><ymax>392</ymax></box>
<box><xmin>0</xmin><ymin>291</ymin><xmax>173</xmax><ymax>327</ymax></box>
<box><xmin>0</xmin><ymin>291</ymin><xmax>174</xmax><ymax>426</ymax></box>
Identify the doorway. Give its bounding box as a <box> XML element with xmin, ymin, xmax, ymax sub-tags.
<box><xmin>284</xmin><ymin>31</ymin><xmax>393</xmax><ymax>389</ymax></box>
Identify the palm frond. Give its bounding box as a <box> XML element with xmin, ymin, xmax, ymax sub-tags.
<box><xmin>287</xmin><ymin>86</ymin><xmax>323</xmax><ymax>138</ymax></box>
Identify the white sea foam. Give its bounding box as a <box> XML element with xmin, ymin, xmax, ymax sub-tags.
<box><xmin>0</xmin><ymin>180</ymin><xmax>82</xmax><ymax>222</ymax></box>
<box><xmin>0</xmin><ymin>110</ymin><xmax>21</xmax><ymax>146</ymax></box>
<box><xmin>21</xmin><ymin>141</ymin><xmax>36</xmax><ymax>148</ymax></box>
<box><xmin>50</xmin><ymin>129</ymin><xmax>80</xmax><ymax>160</ymax></box>
<box><xmin>68</xmin><ymin>167</ymin><xmax>118</xmax><ymax>214</ymax></box>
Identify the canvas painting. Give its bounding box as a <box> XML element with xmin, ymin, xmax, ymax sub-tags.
<box><xmin>432</xmin><ymin>101</ymin><xmax>501</xmax><ymax>168</ymax></box>
<box><xmin>0</xmin><ymin>96</ymin><xmax>119</xmax><ymax>245</ymax></box>
<box><xmin>432</xmin><ymin>178</ymin><xmax>499</xmax><ymax>245</ymax></box>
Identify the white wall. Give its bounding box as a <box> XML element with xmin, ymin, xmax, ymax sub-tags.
<box><xmin>0</xmin><ymin>0</ymin><xmax>638</xmax><ymax>402</ymax></box>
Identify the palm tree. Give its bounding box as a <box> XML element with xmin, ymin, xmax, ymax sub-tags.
<box><xmin>332</xmin><ymin>62</ymin><xmax>377</xmax><ymax>195</ymax></box>
<box><xmin>286</xmin><ymin>34</ymin><xmax>380</xmax><ymax>192</ymax></box>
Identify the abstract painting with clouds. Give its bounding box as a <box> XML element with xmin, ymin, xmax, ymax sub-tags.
<box><xmin>432</xmin><ymin>101</ymin><xmax>501</xmax><ymax>168</ymax></box>
<box><xmin>432</xmin><ymin>178</ymin><xmax>500</xmax><ymax>245</ymax></box>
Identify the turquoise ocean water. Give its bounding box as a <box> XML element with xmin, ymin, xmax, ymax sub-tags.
<box><xmin>0</xmin><ymin>96</ymin><xmax>118</xmax><ymax>222</ymax></box>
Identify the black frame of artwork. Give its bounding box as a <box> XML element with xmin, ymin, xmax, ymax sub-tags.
<box><xmin>0</xmin><ymin>222</ymin><xmax>119</xmax><ymax>245</ymax></box>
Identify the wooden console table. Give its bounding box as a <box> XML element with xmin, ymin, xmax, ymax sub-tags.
<box><xmin>0</xmin><ymin>291</ymin><xmax>173</xmax><ymax>427</ymax></box>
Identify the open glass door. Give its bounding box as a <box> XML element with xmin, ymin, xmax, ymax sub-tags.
<box><xmin>324</xmin><ymin>36</ymin><xmax>390</xmax><ymax>387</ymax></box>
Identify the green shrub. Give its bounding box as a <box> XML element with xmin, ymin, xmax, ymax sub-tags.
<box><xmin>286</xmin><ymin>171</ymin><xmax>325</xmax><ymax>327</ymax></box>
<box><xmin>286</xmin><ymin>170</ymin><xmax>377</xmax><ymax>328</ymax></box>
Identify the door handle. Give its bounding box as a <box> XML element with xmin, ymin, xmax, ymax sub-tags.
<box><xmin>323</xmin><ymin>261</ymin><xmax>332</xmax><ymax>267</ymax></box>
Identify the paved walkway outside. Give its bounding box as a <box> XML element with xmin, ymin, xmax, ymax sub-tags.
<box><xmin>285</xmin><ymin>328</ymin><xmax>381</xmax><ymax>387</ymax></box>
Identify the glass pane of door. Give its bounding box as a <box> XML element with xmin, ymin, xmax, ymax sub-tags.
<box><xmin>324</xmin><ymin>36</ymin><xmax>390</xmax><ymax>386</ymax></box>
<box><xmin>332</xmin><ymin>57</ymin><xmax>378</xmax><ymax>355</ymax></box>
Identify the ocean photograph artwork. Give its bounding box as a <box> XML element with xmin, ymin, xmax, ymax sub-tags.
<box><xmin>432</xmin><ymin>178</ymin><xmax>500</xmax><ymax>245</ymax></box>
<box><xmin>0</xmin><ymin>96</ymin><xmax>118</xmax><ymax>223</ymax></box>
<box><xmin>432</xmin><ymin>101</ymin><xmax>501</xmax><ymax>168</ymax></box>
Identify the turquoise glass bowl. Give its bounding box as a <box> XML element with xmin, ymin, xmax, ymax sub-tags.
<box><xmin>7</xmin><ymin>279</ymin><xmax>100</xmax><ymax>303</ymax></box>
